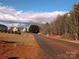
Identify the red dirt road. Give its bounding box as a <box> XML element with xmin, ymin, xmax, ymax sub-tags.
<box><xmin>0</xmin><ymin>33</ymin><xmax>79</xmax><ymax>59</ymax></box>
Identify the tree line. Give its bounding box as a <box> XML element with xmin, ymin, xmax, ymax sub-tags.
<box><xmin>40</xmin><ymin>3</ymin><xmax>79</xmax><ymax>40</ymax></box>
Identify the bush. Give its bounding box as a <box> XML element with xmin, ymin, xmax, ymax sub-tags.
<box><xmin>29</xmin><ymin>25</ymin><xmax>40</xmax><ymax>33</ymax></box>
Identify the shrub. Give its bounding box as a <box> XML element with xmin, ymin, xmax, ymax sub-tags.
<box><xmin>29</xmin><ymin>25</ymin><xmax>40</xmax><ymax>33</ymax></box>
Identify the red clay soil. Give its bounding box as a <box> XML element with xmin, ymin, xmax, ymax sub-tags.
<box><xmin>0</xmin><ymin>33</ymin><xmax>51</xmax><ymax>59</ymax></box>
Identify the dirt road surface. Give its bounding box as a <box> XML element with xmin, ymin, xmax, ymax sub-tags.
<box><xmin>0</xmin><ymin>33</ymin><xmax>79</xmax><ymax>59</ymax></box>
<box><xmin>34</xmin><ymin>34</ymin><xmax>79</xmax><ymax>59</ymax></box>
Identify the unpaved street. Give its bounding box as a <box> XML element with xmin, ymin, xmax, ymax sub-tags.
<box><xmin>34</xmin><ymin>34</ymin><xmax>79</xmax><ymax>59</ymax></box>
<box><xmin>0</xmin><ymin>33</ymin><xmax>79</xmax><ymax>59</ymax></box>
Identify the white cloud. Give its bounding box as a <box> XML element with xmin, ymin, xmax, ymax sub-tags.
<box><xmin>24</xmin><ymin>11</ymin><xmax>67</xmax><ymax>23</ymax></box>
<box><xmin>0</xmin><ymin>6</ymin><xmax>67</xmax><ymax>23</ymax></box>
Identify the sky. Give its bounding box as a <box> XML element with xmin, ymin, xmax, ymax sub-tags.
<box><xmin>0</xmin><ymin>0</ymin><xmax>79</xmax><ymax>12</ymax></box>
<box><xmin>0</xmin><ymin>0</ymin><xmax>79</xmax><ymax>25</ymax></box>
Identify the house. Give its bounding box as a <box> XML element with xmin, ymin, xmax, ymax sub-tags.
<box><xmin>8</xmin><ymin>27</ymin><xmax>21</xmax><ymax>34</ymax></box>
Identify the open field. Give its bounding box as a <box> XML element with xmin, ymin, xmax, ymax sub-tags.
<box><xmin>0</xmin><ymin>33</ymin><xmax>37</xmax><ymax>46</ymax></box>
